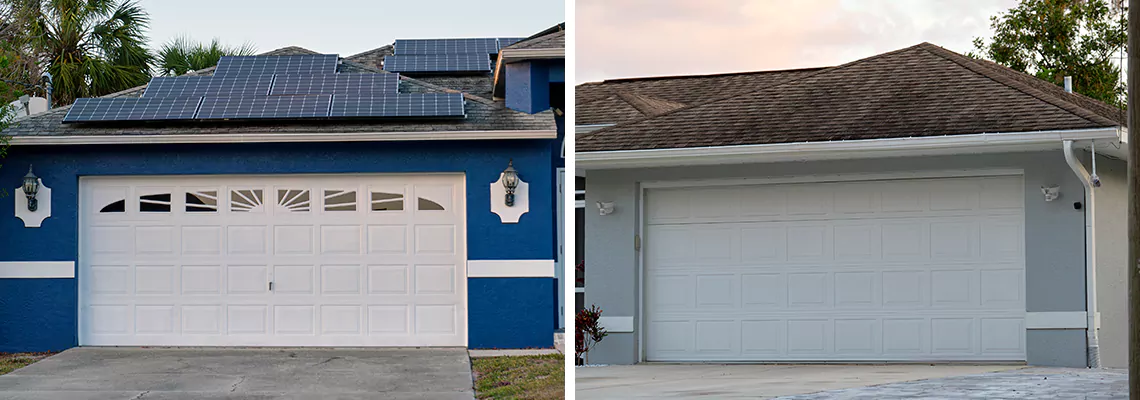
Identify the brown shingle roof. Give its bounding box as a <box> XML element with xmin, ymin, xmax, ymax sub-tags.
<box><xmin>577</xmin><ymin>93</ymin><xmax>685</xmax><ymax>125</ymax></box>
<box><xmin>578</xmin><ymin>43</ymin><xmax>1124</xmax><ymax>152</ymax></box>
<box><xmin>507</xmin><ymin>30</ymin><xmax>564</xmax><ymax>50</ymax></box>
<box><xmin>576</xmin><ymin>68</ymin><xmax>824</xmax><ymax>107</ymax></box>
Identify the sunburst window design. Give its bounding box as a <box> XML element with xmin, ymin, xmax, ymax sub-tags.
<box><xmin>100</xmin><ymin>200</ymin><xmax>125</xmax><ymax>213</ymax></box>
<box><xmin>278</xmin><ymin>189</ymin><xmax>311</xmax><ymax>212</ymax></box>
<box><xmin>140</xmin><ymin>193</ymin><xmax>172</xmax><ymax>212</ymax></box>
<box><xmin>186</xmin><ymin>191</ymin><xmax>218</xmax><ymax>213</ymax></box>
<box><xmin>371</xmin><ymin>192</ymin><xmax>404</xmax><ymax>211</ymax></box>
<box><xmin>324</xmin><ymin>190</ymin><xmax>357</xmax><ymax>211</ymax></box>
<box><xmin>417</xmin><ymin>197</ymin><xmax>445</xmax><ymax>211</ymax></box>
<box><xmin>230</xmin><ymin>189</ymin><xmax>264</xmax><ymax>212</ymax></box>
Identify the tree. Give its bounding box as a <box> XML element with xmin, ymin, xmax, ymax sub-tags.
<box><xmin>17</xmin><ymin>0</ymin><xmax>154</xmax><ymax>105</ymax></box>
<box><xmin>971</xmin><ymin>0</ymin><xmax>1127</xmax><ymax>107</ymax></box>
<box><xmin>157</xmin><ymin>36</ymin><xmax>256</xmax><ymax>76</ymax></box>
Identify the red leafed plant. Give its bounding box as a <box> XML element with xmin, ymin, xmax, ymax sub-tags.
<box><xmin>575</xmin><ymin>305</ymin><xmax>608</xmax><ymax>365</ymax></box>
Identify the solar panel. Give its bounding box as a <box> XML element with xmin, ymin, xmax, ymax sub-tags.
<box><xmin>142</xmin><ymin>75</ymin><xmax>273</xmax><ymax>98</ymax></box>
<box><xmin>382</xmin><ymin>54</ymin><xmax>490</xmax><ymax>73</ymax></box>
<box><xmin>395</xmin><ymin>38</ymin><xmax>500</xmax><ymax>55</ymax></box>
<box><xmin>270</xmin><ymin>73</ymin><xmax>400</xmax><ymax>95</ymax></box>
<box><xmin>330</xmin><ymin>93</ymin><xmax>465</xmax><ymax>118</ymax></box>
<box><xmin>196</xmin><ymin>95</ymin><xmax>332</xmax><ymax>120</ymax></box>
<box><xmin>498</xmin><ymin>37</ymin><xmax>527</xmax><ymax>48</ymax></box>
<box><xmin>214</xmin><ymin>55</ymin><xmax>338</xmax><ymax>76</ymax></box>
<box><xmin>63</xmin><ymin>97</ymin><xmax>203</xmax><ymax>123</ymax></box>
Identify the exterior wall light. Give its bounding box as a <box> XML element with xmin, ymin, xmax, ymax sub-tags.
<box><xmin>22</xmin><ymin>165</ymin><xmax>39</xmax><ymax>211</ymax></box>
<box><xmin>502</xmin><ymin>160</ymin><xmax>520</xmax><ymax>207</ymax></box>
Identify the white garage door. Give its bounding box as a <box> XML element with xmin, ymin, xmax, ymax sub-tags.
<box><xmin>80</xmin><ymin>174</ymin><xmax>466</xmax><ymax>347</ymax></box>
<box><xmin>645</xmin><ymin>175</ymin><xmax>1025</xmax><ymax>362</ymax></box>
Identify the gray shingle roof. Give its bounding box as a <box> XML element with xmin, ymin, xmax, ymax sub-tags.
<box><xmin>578</xmin><ymin>43</ymin><xmax>1124</xmax><ymax>152</ymax></box>
<box><xmin>4</xmin><ymin>46</ymin><xmax>554</xmax><ymax>138</ymax></box>
<box><xmin>507</xmin><ymin>30</ymin><xmax>564</xmax><ymax>50</ymax></box>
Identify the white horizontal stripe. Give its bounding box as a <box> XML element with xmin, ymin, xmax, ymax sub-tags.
<box><xmin>468</xmin><ymin>260</ymin><xmax>555</xmax><ymax>277</ymax></box>
<box><xmin>10</xmin><ymin>130</ymin><xmax>557</xmax><ymax>146</ymax></box>
<box><xmin>1026</xmin><ymin>311</ymin><xmax>1087</xmax><ymax>329</ymax></box>
<box><xmin>0</xmin><ymin>262</ymin><xmax>75</xmax><ymax>278</ymax></box>
<box><xmin>599</xmin><ymin>316</ymin><xmax>635</xmax><ymax>333</ymax></box>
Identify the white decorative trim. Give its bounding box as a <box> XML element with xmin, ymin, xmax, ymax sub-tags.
<box><xmin>0</xmin><ymin>261</ymin><xmax>74</xmax><ymax>278</ymax></box>
<box><xmin>490</xmin><ymin>173</ymin><xmax>529</xmax><ymax>223</ymax></box>
<box><xmin>14</xmin><ymin>179</ymin><xmax>51</xmax><ymax>228</ymax></box>
<box><xmin>599</xmin><ymin>316</ymin><xmax>635</xmax><ymax>333</ymax></box>
<box><xmin>9</xmin><ymin>130</ymin><xmax>557</xmax><ymax>146</ymax></box>
<box><xmin>578</xmin><ymin>128</ymin><xmax>1123</xmax><ymax>169</ymax></box>
<box><xmin>468</xmin><ymin>260</ymin><xmax>554</xmax><ymax>277</ymax></box>
<box><xmin>1026</xmin><ymin>311</ymin><xmax>1088</xmax><ymax>329</ymax></box>
<box><xmin>642</xmin><ymin>169</ymin><xmax>1024</xmax><ymax>189</ymax></box>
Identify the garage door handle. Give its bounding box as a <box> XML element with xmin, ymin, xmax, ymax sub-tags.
<box><xmin>269</xmin><ymin>281</ymin><xmax>273</xmax><ymax>291</ymax></box>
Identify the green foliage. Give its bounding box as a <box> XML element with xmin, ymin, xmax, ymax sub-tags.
<box><xmin>575</xmin><ymin>305</ymin><xmax>607</xmax><ymax>364</ymax></box>
<box><xmin>157</xmin><ymin>36</ymin><xmax>256</xmax><ymax>76</ymax></box>
<box><xmin>971</xmin><ymin>0</ymin><xmax>1127</xmax><ymax>107</ymax></box>
<box><xmin>21</xmin><ymin>0</ymin><xmax>155</xmax><ymax>105</ymax></box>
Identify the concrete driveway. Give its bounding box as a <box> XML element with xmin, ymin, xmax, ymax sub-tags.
<box><xmin>0</xmin><ymin>347</ymin><xmax>474</xmax><ymax>400</ymax></box>
<box><xmin>576</xmin><ymin>364</ymin><xmax>1026</xmax><ymax>399</ymax></box>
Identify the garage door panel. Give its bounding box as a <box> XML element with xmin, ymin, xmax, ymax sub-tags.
<box><xmin>646</xmin><ymin>175</ymin><xmax>1025</xmax><ymax>362</ymax></box>
<box><xmin>81</xmin><ymin>174</ymin><xmax>466</xmax><ymax>347</ymax></box>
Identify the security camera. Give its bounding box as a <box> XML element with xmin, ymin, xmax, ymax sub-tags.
<box><xmin>1090</xmin><ymin>174</ymin><xmax>1102</xmax><ymax>188</ymax></box>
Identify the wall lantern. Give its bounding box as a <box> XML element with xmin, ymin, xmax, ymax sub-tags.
<box><xmin>1041</xmin><ymin>185</ymin><xmax>1060</xmax><ymax>202</ymax></box>
<box><xmin>22</xmin><ymin>165</ymin><xmax>39</xmax><ymax>211</ymax></box>
<box><xmin>502</xmin><ymin>160</ymin><xmax>520</xmax><ymax>207</ymax></box>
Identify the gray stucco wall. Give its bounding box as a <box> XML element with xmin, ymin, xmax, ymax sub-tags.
<box><xmin>1092</xmin><ymin>154</ymin><xmax>1128</xmax><ymax>368</ymax></box>
<box><xmin>583</xmin><ymin>151</ymin><xmax>1091</xmax><ymax>366</ymax></box>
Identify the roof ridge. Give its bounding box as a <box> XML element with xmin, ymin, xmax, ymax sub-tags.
<box><xmin>582</xmin><ymin>67</ymin><xmax>830</xmax><ymax>86</ymax></box>
<box><xmin>915</xmin><ymin>43</ymin><xmax>1120</xmax><ymax>127</ymax></box>
<box><xmin>580</xmin><ymin>43</ymin><xmax>932</xmax><ymax>141</ymax></box>
<box><xmin>345</xmin><ymin>44</ymin><xmax>394</xmax><ymax>61</ymax></box>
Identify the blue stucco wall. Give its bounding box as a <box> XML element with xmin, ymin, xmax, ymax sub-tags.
<box><xmin>0</xmin><ymin>139</ymin><xmax>556</xmax><ymax>352</ymax></box>
<box><xmin>469</xmin><ymin>277</ymin><xmax>554</xmax><ymax>348</ymax></box>
<box><xmin>506</xmin><ymin>61</ymin><xmax>565</xmax><ymax>114</ymax></box>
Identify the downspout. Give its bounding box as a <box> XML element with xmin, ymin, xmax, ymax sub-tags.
<box><xmin>1063</xmin><ymin>139</ymin><xmax>1100</xmax><ymax>368</ymax></box>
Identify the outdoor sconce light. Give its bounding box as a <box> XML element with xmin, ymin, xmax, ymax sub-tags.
<box><xmin>1041</xmin><ymin>185</ymin><xmax>1060</xmax><ymax>202</ymax></box>
<box><xmin>22</xmin><ymin>165</ymin><xmax>39</xmax><ymax>211</ymax></box>
<box><xmin>597</xmin><ymin>201</ymin><xmax>615</xmax><ymax>216</ymax></box>
<box><xmin>502</xmin><ymin>160</ymin><xmax>520</xmax><ymax>207</ymax></box>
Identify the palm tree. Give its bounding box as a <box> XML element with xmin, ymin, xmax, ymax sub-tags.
<box><xmin>25</xmin><ymin>0</ymin><xmax>153</xmax><ymax>105</ymax></box>
<box><xmin>157</xmin><ymin>36</ymin><xmax>256</xmax><ymax>76</ymax></box>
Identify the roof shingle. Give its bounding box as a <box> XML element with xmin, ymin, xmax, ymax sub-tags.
<box><xmin>578</xmin><ymin>43</ymin><xmax>1124</xmax><ymax>152</ymax></box>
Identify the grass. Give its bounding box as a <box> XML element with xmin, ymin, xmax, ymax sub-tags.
<box><xmin>0</xmin><ymin>352</ymin><xmax>54</xmax><ymax>376</ymax></box>
<box><xmin>472</xmin><ymin>354</ymin><xmax>564</xmax><ymax>399</ymax></box>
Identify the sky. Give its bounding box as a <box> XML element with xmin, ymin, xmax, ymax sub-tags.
<box><xmin>577</xmin><ymin>0</ymin><xmax>1020</xmax><ymax>83</ymax></box>
<box><xmin>137</xmin><ymin>0</ymin><xmax>564</xmax><ymax>58</ymax></box>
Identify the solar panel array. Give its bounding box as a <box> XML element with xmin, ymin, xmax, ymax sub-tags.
<box><xmin>64</xmin><ymin>97</ymin><xmax>202</xmax><ymax>122</ymax></box>
<box><xmin>331</xmin><ymin>93</ymin><xmax>465</xmax><ymax>118</ymax></box>
<box><xmin>395</xmin><ymin>38</ymin><xmax>501</xmax><ymax>55</ymax></box>
<box><xmin>214</xmin><ymin>55</ymin><xmax>338</xmax><ymax>76</ymax></box>
<box><xmin>382</xmin><ymin>54</ymin><xmax>491</xmax><ymax>73</ymax></box>
<box><xmin>63</xmin><ymin>53</ymin><xmax>467</xmax><ymax>123</ymax></box>
<box><xmin>143</xmin><ymin>75</ymin><xmax>274</xmax><ymax>98</ymax></box>
<box><xmin>270</xmin><ymin>74</ymin><xmax>399</xmax><ymax>95</ymax></box>
<box><xmin>384</xmin><ymin>37</ymin><xmax>525</xmax><ymax>74</ymax></box>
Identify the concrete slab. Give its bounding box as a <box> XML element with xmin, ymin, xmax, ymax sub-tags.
<box><xmin>469</xmin><ymin>349</ymin><xmax>562</xmax><ymax>358</ymax></box>
<box><xmin>775</xmin><ymin>367</ymin><xmax>1127</xmax><ymax>399</ymax></box>
<box><xmin>0</xmin><ymin>347</ymin><xmax>475</xmax><ymax>400</ymax></box>
<box><xmin>575</xmin><ymin>364</ymin><xmax>1026</xmax><ymax>399</ymax></box>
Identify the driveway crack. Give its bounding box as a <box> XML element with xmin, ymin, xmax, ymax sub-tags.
<box><xmin>313</xmin><ymin>356</ymin><xmax>341</xmax><ymax>367</ymax></box>
<box><xmin>131</xmin><ymin>391</ymin><xmax>150</xmax><ymax>400</ymax></box>
<box><xmin>230</xmin><ymin>376</ymin><xmax>246</xmax><ymax>392</ymax></box>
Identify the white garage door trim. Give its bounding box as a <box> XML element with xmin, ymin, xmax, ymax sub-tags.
<box><xmin>79</xmin><ymin>173</ymin><xmax>467</xmax><ymax>347</ymax></box>
<box><xmin>637</xmin><ymin>169</ymin><xmax>1026</xmax><ymax>362</ymax></box>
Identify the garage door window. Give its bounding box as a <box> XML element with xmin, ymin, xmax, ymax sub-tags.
<box><xmin>371</xmin><ymin>191</ymin><xmax>404</xmax><ymax>211</ymax></box>
<box><xmin>139</xmin><ymin>193</ymin><xmax>171</xmax><ymax>213</ymax></box>
<box><xmin>276</xmin><ymin>189</ymin><xmax>311</xmax><ymax>213</ymax></box>
<box><xmin>230</xmin><ymin>189</ymin><xmax>264</xmax><ymax>212</ymax></box>
<box><xmin>186</xmin><ymin>190</ymin><xmax>218</xmax><ymax>213</ymax></box>
<box><xmin>100</xmin><ymin>199</ymin><xmax>125</xmax><ymax>213</ymax></box>
<box><xmin>324</xmin><ymin>190</ymin><xmax>357</xmax><ymax>211</ymax></box>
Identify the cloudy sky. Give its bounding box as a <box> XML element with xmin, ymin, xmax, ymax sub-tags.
<box><xmin>577</xmin><ymin>0</ymin><xmax>1019</xmax><ymax>83</ymax></box>
<box><xmin>138</xmin><ymin>0</ymin><xmax>564</xmax><ymax>58</ymax></box>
